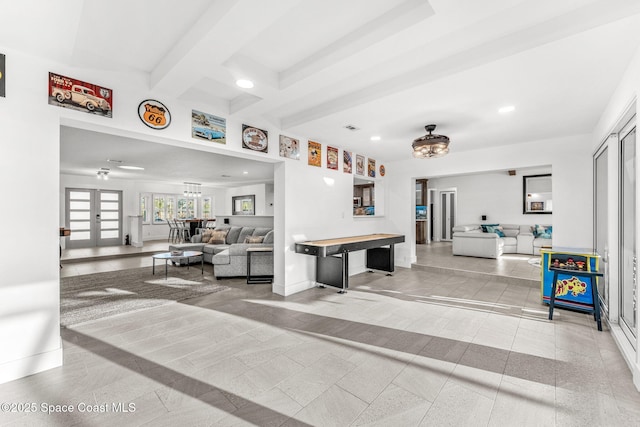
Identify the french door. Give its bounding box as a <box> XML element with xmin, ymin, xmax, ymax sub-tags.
<box><xmin>620</xmin><ymin>122</ymin><xmax>637</xmax><ymax>344</ymax></box>
<box><xmin>440</xmin><ymin>190</ymin><xmax>456</xmax><ymax>241</ymax></box>
<box><xmin>65</xmin><ymin>188</ymin><xmax>123</xmax><ymax>249</ymax></box>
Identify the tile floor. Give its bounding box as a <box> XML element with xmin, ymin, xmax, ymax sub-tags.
<box><xmin>2</xmin><ymin>242</ymin><xmax>639</xmax><ymax>426</ymax></box>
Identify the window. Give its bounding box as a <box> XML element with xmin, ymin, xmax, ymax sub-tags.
<box><xmin>177</xmin><ymin>198</ymin><xmax>197</xmax><ymax>219</ymax></box>
<box><xmin>202</xmin><ymin>196</ymin><xmax>213</xmax><ymax>219</ymax></box>
<box><xmin>140</xmin><ymin>193</ymin><xmax>151</xmax><ymax>224</ymax></box>
<box><xmin>166</xmin><ymin>196</ymin><xmax>176</xmax><ymax>220</ymax></box>
<box><xmin>153</xmin><ymin>195</ymin><xmax>166</xmax><ymax>223</ymax></box>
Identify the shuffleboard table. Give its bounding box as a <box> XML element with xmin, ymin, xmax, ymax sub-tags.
<box><xmin>295</xmin><ymin>233</ymin><xmax>405</xmax><ymax>293</ymax></box>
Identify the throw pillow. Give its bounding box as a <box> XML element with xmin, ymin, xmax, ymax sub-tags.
<box><xmin>208</xmin><ymin>229</ymin><xmax>228</xmax><ymax>244</ymax></box>
<box><xmin>481</xmin><ymin>224</ymin><xmax>499</xmax><ymax>233</ymax></box>
<box><xmin>534</xmin><ymin>224</ymin><xmax>553</xmax><ymax>239</ymax></box>
<box><xmin>485</xmin><ymin>225</ymin><xmax>505</xmax><ymax>237</ymax></box>
<box><xmin>201</xmin><ymin>230</ymin><xmax>214</xmax><ymax>242</ymax></box>
<box><xmin>244</xmin><ymin>236</ymin><xmax>264</xmax><ymax>244</ymax></box>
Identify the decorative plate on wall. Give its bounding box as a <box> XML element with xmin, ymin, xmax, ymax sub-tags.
<box><xmin>242</xmin><ymin>125</ymin><xmax>268</xmax><ymax>152</ymax></box>
<box><xmin>138</xmin><ymin>99</ymin><xmax>171</xmax><ymax>129</ymax></box>
<box><xmin>380</xmin><ymin>164</ymin><xmax>386</xmax><ymax>176</ymax></box>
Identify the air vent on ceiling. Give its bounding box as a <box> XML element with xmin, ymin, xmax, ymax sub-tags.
<box><xmin>221</xmin><ymin>174</ymin><xmax>231</xmax><ymax>178</ymax></box>
<box><xmin>344</xmin><ymin>125</ymin><xmax>360</xmax><ymax>131</ymax></box>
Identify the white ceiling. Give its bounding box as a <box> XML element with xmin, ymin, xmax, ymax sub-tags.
<box><xmin>4</xmin><ymin>0</ymin><xmax>640</xmax><ymax>180</ymax></box>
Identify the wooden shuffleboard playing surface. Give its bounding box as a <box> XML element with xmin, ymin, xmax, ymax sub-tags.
<box><xmin>301</xmin><ymin>233</ymin><xmax>403</xmax><ymax>246</ymax></box>
<box><xmin>295</xmin><ymin>233</ymin><xmax>405</xmax><ymax>293</ymax></box>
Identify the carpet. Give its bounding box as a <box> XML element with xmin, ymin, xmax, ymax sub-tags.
<box><xmin>60</xmin><ymin>266</ymin><xmax>229</xmax><ymax>326</ymax></box>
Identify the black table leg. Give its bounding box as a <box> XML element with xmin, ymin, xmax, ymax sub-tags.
<box><xmin>548</xmin><ymin>271</ymin><xmax>558</xmax><ymax>320</ymax></box>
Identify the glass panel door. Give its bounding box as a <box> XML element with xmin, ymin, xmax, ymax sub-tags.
<box><xmin>98</xmin><ymin>190</ymin><xmax>122</xmax><ymax>246</ymax></box>
<box><xmin>620</xmin><ymin>125</ymin><xmax>637</xmax><ymax>344</ymax></box>
<box><xmin>66</xmin><ymin>189</ymin><xmax>95</xmax><ymax>249</ymax></box>
<box><xmin>595</xmin><ymin>146</ymin><xmax>609</xmax><ymax>313</ymax></box>
<box><xmin>65</xmin><ymin>188</ymin><xmax>122</xmax><ymax>249</ymax></box>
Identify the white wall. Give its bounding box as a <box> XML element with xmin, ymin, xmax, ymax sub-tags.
<box><xmin>276</xmin><ymin>142</ymin><xmax>393</xmax><ymax>296</ymax></box>
<box><xmin>427</xmin><ymin>166</ymin><xmax>552</xmax><ymax>227</ymax></box>
<box><xmin>223</xmin><ymin>183</ymin><xmax>269</xmax><ymax>216</ymax></box>
<box><xmin>385</xmin><ymin>134</ymin><xmax>593</xmax><ymax>266</ymax></box>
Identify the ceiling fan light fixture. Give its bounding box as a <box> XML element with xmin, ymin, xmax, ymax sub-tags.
<box><xmin>412</xmin><ymin>124</ymin><xmax>450</xmax><ymax>159</ymax></box>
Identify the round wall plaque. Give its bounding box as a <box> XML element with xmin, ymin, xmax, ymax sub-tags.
<box><xmin>380</xmin><ymin>164</ymin><xmax>386</xmax><ymax>176</ymax></box>
<box><xmin>138</xmin><ymin>99</ymin><xmax>171</xmax><ymax>129</ymax></box>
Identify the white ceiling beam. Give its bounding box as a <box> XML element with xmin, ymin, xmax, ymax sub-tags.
<box><xmin>279</xmin><ymin>0</ymin><xmax>434</xmax><ymax>89</ymax></box>
<box><xmin>150</xmin><ymin>0</ymin><xmax>299</xmax><ymax>100</ymax></box>
<box><xmin>281</xmin><ymin>0</ymin><xmax>640</xmax><ymax>129</ymax></box>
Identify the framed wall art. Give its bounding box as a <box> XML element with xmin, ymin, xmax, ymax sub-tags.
<box><xmin>279</xmin><ymin>135</ymin><xmax>300</xmax><ymax>160</ymax></box>
<box><xmin>356</xmin><ymin>154</ymin><xmax>364</xmax><ymax>175</ymax></box>
<box><xmin>327</xmin><ymin>146</ymin><xmax>338</xmax><ymax>170</ymax></box>
<box><xmin>242</xmin><ymin>124</ymin><xmax>268</xmax><ymax>153</ymax></box>
<box><xmin>232</xmin><ymin>194</ymin><xmax>255</xmax><ymax>215</ymax></box>
<box><xmin>192</xmin><ymin>110</ymin><xmax>226</xmax><ymax>143</ymax></box>
<box><xmin>308</xmin><ymin>141</ymin><xmax>321</xmax><ymax>167</ymax></box>
<box><xmin>368</xmin><ymin>158</ymin><xmax>376</xmax><ymax>178</ymax></box>
<box><xmin>48</xmin><ymin>72</ymin><xmax>112</xmax><ymax>117</ymax></box>
<box><xmin>138</xmin><ymin>99</ymin><xmax>170</xmax><ymax>129</ymax></box>
<box><xmin>343</xmin><ymin>150</ymin><xmax>352</xmax><ymax>173</ymax></box>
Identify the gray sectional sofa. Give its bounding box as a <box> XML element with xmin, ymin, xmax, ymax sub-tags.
<box><xmin>168</xmin><ymin>226</ymin><xmax>273</xmax><ymax>278</ymax></box>
<box><xmin>452</xmin><ymin>224</ymin><xmax>552</xmax><ymax>259</ymax></box>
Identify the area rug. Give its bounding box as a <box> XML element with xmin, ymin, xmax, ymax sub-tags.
<box><xmin>60</xmin><ymin>266</ymin><xmax>229</xmax><ymax>326</ymax></box>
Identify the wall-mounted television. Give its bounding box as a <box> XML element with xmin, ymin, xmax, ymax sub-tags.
<box><xmin>416</xmin><ymin>205</ymin><xmax>427</xmax><ymax>220</ymax></box>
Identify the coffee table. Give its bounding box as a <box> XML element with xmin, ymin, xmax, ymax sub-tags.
<box><xmin>152</xmin><ymin>251</ymin><xmax>203</xmax><ymax>279</ymax></box>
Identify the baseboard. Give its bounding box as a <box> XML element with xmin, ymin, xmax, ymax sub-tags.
<box><xmin>273</xmin><ymin>280</ymin><xmax>315</xmax><ymax>296</ymax></box>
<box><xmin>0</xmin><ymin>344</ymin><xmax>63</xmax><ymax>385</ymax></box>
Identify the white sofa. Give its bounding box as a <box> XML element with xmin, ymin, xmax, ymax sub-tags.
<box><xmin>452</xmin><ymin>224</ymin><xmax>551</xmax><ymax>259</ymax></box>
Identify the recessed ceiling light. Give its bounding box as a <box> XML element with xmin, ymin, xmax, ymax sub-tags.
<box><xmin>243</xmin><ymin>171</ymin><xmax>248</xmax><ymax>175</ymax></box>
<box><xmin>118</xmin><ymin>165</ymin><xmax>145</xmax><ymax>170</ymax></box>
<box><xmin>370</xmin><ymin>136</ymin><xmax>381</xmax><ymax>141</ymax></box>
<box><xmin>236</xmin><ymin>79</ymin><xmax>254</xmax><ymax>89</ymax></box>
<box><xmin>106</xmin><ymin>159</ymin><xmax>123</xmax><ymax>163</ymax></box>
<box><xmin>498</xmin><ymin>105</ymin><xmax>515</xmax><ymax>114</ymax></box>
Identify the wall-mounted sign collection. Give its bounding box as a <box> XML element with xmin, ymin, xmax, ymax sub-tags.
<box><xmin>43</xmin><ymin>70</ymin><xmax>384</xmax><ymax>178</ymax></box>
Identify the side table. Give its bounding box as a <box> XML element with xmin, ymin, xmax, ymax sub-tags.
<box><xmin>246</xmin><ymin>247</ymin><xmax>274</xmax><ymax>284</ymax></box>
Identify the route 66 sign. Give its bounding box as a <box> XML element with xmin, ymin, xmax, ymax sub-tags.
<box><xmin>138</xmin><ymin>99</ymin><xmax>170</xmax><ymax>129</ymax></box>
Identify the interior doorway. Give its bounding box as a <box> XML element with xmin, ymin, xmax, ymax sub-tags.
<box><xmin>440</xmin><ymin>190</ymin><xmax>456</xmax><ymax>241</ymax></box>
<box><xmin>65</xmin><ymin>188</ymin><xmax>123</xmax><ymax>249</ymax></box>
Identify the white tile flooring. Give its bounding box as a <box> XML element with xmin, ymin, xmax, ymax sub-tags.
<box><xmin>2</xmin><ymin>241</ymin><xmax>639</xmax><ymax>426</ymax></box>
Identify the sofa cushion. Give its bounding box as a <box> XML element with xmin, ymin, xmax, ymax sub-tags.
<box><xmin>223</xmin><ymin>227</ymin><xmax>241</xmax><ymax>244</ymax></box>
<box><xmin>452</xmin><ymin>225</ymin><xmax>480</xmax><ymax>232</ymax></box>
<box><xmin>202</xmin><ymin>244</ymin><xmax>229</xmax><ymax>254</ymax></box>
<box><xmin>237</xmin><ymin>227</ymin><xmax>255</xmax><ymax>243</ymax></box>
<box><xmin>208</xmin><ymin>229</ymin><xmax>228</xmax><ymax>244</ymax></box>
<box><xmin>245</xmin><ymin>235</ymin><xmax>264</xmax><ymax>243</ymax></box>
<box><xmin>253</xmin><ymin>227</ymin><xmax>271</xmax><ymax>237</ymax></box>
<box><xmin>263</xmin><ymin>230</ymin><xmax>274</xmax><ymax>244</ymax></box>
